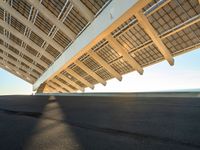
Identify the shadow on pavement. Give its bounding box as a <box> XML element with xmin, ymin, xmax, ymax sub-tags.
<box><xmin>0</xmin><ymin>95</ymin><xmax>200</xmax><ymax>150</ymax></box>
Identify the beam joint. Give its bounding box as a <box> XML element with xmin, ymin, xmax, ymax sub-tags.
<box><xmin>27</xmin><ymin>0</ymin><xmax>76</xmax><ymax>40</ymax></box>
<box><xmin>70</xmin><ymin>0</ymin><xmax>94</xmax><ymax>22</ymax></box>
<box><xmin>66</xmin><ymin>69</ymin><xmax>94</xmax><ymax>89</ymax></box>
<box><xmin>135</xmin><ymin>10</ymin><xmax>174</xmax><ymax>66</ymax></box>
<box><xmin>89</xmin><ymin>50</ymin><xmax>122</xmax><ymax>81</ymax></box>
<box><xmin>106</xmin><ymin>34</ymin><xmax>144</xmax><ymax>75</ymax></box>
<box><xmin>75</xmin><ymin>61</ymin><xmax>106</xmax><ymax>86</ymax></box>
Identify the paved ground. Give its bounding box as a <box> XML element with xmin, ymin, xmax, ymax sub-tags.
<box><xmin>0</xmin><ymin>95</ymin><xmax>200</xmax><ymax>150</ymax></box>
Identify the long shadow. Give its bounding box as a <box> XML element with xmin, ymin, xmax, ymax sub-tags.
<box><xmin>56</xmin><ymin>95</ymin><xmax>200</xmax><ymax>150</ymax></box>
<box><xmin>0</xmin><ymin>95</ymin><xmax>50</xmax><ymax>150</ymax></box>
<box><xmin>1</xmin><ymin>95</ymin><xmax>200</xmax><ymax>150</ymax></box>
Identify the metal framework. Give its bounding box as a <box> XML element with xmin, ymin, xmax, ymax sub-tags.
<box><xmin>0</xmin><ymin>0</ymin><xmax>199</xmax><ymax>93</ymax></box>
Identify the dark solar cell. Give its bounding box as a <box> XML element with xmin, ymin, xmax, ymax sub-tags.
<box><xmin>63</xmin><ymin>7</ymin><xmax>88</xmax><ymax>35</ymax></box>
<box><xmin>45</xmin><ymin>44</ymin><xmax>60</xmax><ymax>58</ymax></box>
<box><xmin>41</xmin><ymin>0</ymin><xmax>67</xmax><ymax>17</ymax></box>
<box><xmin>29</xmin><ymin>31</ymin><xmax>44</xmax><ymax>47</ymax></box>
<box><xmin>12</xmin><ymin>0</ymin><xmax>31</xmax><ymax>19</ymax></box>
<box><xmin>80</xmin><ymin>0</ymin><xmax>110</xmax><ymax>15</ymax></box>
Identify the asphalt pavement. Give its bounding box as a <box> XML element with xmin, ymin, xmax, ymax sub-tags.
<box><xmin>0</xmin><ymin>94</ymin><xmax>200</xmax><ymax>150</ymax></box>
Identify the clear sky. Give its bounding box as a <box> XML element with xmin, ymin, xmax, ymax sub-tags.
<box><xmin>0</xmin><ymin>48</ymin><xmax>200</xmax><ymax>95</ymax></box>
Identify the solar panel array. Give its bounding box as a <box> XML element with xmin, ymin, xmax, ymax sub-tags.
<box><xmin>0</xmin><ymin>0</ymin><xmax>199</xmax><ymax>93</ymax></box>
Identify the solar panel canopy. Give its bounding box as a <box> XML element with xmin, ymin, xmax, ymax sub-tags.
<box><xmin>0</xmin><ymin>0</ymin><xmax>199</xmax><ymax>93</ymax></box>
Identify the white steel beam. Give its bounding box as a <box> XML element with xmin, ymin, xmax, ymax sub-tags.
<box><xmin>0</xmin><ymin>19</ymin><xmax>55</xmax><ymax>61</ymax></box>
<box><xmin>75</xmin><ymin>61</ymin><xmax>106</xmax><ymax>86</ymax></box>
<box><xmin>0</xmin><ymin>1</ymin><xmax>64</xmax><ymax>52</ymax></box>
<box><xmin>70</xmin><ymin>0</ymin><xmax>94</xmax><ymax>22</ymax></box>
<box><xmin>106</xmin><ymin>34</ymin><xmax>144</xmax><ymax>74</ymax></box>
<box><xmin>27</xmin><ymin>0</ymin><xmax>76</xmax><ymax>40</ymax></box>
<box><xmin>89</xmin><ymin>50</ymin><xmax>122</xmax><ymax>81</ymax></box>
<box><xmin>58</xmin><ymin>73</ymin><xmax>84</xmax><ymax>92</ymax></box>
<box><xmin>33</xmin><ymin>0</ymin><xmax>151</xmax><ymax>90</ymax></box>
<box><xmin>66</xmin><ymin>69</ymin><xmax>94</xmax><ymax>89</ymax></box>
<box><xmin>135</xmin><ymin>11</ymin><xmax>174</xmax><ymax>66</ymax></box>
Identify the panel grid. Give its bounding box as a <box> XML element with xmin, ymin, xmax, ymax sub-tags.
<box><xmin>131</xmin><ymin>44</ymin><xmax>163</xmax><ymax>66</ymax></box>
<box><xmin>56</xmin><ymin>76</ymin><xmax>77</xmax><ymax>91</ymax></box>
<box><xmin>26</xmin><ymin>45</ymin><xmax>38</xmax><ymax>56</ymax></box>
<box><xmin>11</xmin><ymin>0</ymin><xmax>31</xmax><ymax>19</ymax></box>
<box><xmin>82</xmin><ymin>56</ymin><xmax>101</xmax><ymax>72</ymax></box>
<box><xmin>19</xmin><ymin>68</ymin><xmax>27</xmax><ymax>73</ymax></box>
<box><xmin>21</xmin><ymin>62</ymin><xmax>29</xmax><ymax>69</ymax></box>
<box><xmin>63</xmin><ymin>7</ymin><xmax>88</xmax><ymax>35</ymax></box>
<box><xmin>111</xmin><ymin>15</ymin><xmax>136</xmax><ymax>37</ymax></box>
<box><xmin>148</xmin><ymin>0</ymin><xmax>200</xmax><ymax>35</ymax></box>
<box><xmin>34</xmin><ymin>12</ymin><xmax>53</xmax><ymax>35</ymax></box>
<box><xmin>96</xmin><ymin>44</ymin><xmax>120</xmax><ymax>63</ymax></box>
<box><xmin>71</xmin><ymin>64</ymin><xmax>88</xmax><ymax>77</ymax></box>
<box><xmin>53</xmin><ymin>29</ymin><xmax>71</xmax><ymax>48</ymax></box>
<box><xmin>110</xmin><ymin>58</ymin><xmax>133</xmax><ymax>75</ymax></box>
<box><xmin>41</xmin><ymin>0</ymin><xmax>67</xmax><ymax>17</ymax></box>
<box><xmin>7</xmin><ymin>61</ymin><xmax>15</xmax><ymax>67</ymax></box>
<box><xmin>61</xmin><ymin>71</ymin><xmax>86</xmax><ymax>88</ymax></box>
<box><xmin>30</xmin><ymin>74</ymin><xmax>37</xmax><ymax>80</ymax></box>
<box><xmin>163</xmin><ymin>21</ymin><xmax>200</xmax><ymax>55</ymax></box>
<box><xmin>75</xmin><ymin>80</ymin><xmax>86</xmax><ymax>88</ymax></box>
<box><xmin>8</xmin><ymin>45</ymin><xmax>19</xmax><ymax>55</ymax></box>
<box><xmin>33</xmin><ymin>69</ymin><xmax>40</xmax><ymax>76</ymax></box>
<box><xmin>91</xmin><ymin>39</ymin><xmax>107</xmax><ymax>52</ymax></box>
<box><xmin>0</xmin><ymin>39</ymin><xmax>3</xmax><ymax>45</ymax></box>
<box><xmin>84</xmin><ymin>75</ymin><xmax>98</xmax><ymax>85</ymax></box>
<box><xmin>142</xmin><ymin>0</ymin><xmax>160</xmax><ymax>12</ymax></box>
<box><xmin>116</xmin><ymin>24</ymin><xmax>151</xmax><ymax>51</ymax></box>
<box><xmin>40</xmin><ymin>55</ymin><xmax>52</xmax><ymax>65</ymax></box>
<box><xmin>9</xmin><ymin>33</ymin><xmax>22</xmax><ymax>46</ymax></box>
<box><xmin>10</xmin><ymin>16</ymin><xmax>26</xmax><ymax>34</ymax></box>
<box><xmin>0</xmin><ymin>8</ymin><xmax>4</xmax><ymax>20</ymax></box>
<box><xmin>8</xmin><ymin>54</ymin><xmax>17</xmax><ymax>61</ymax></box>
<box><xmin>80</xmin><ymin>0</ymin><xmax>110</xmax><ymax>15</ymax></box>
<box><xmin>36</xmin><ymin>63</ymin><xmax>45</xmax><ymax>71</ymax></box>
<box><xmin>0</xmin><ymin>26</ymin><xmax>3</xmax><ymax>34</ymax></box>
<box><xmin>23</xmin><ymin>54</ymin><xmax>33</xmax><ymax>63</ymax></box>
<box><xmin>95</xmin><ymin>68</ymin><xmax>113</xmax><ymax>80</ymax></box>
<box><xmin>45</xmin><ymin>44</ymin><xmax>60</xmax><ymax>58</ymax></box>
<box><xmin>29</xmin><ymin>31</ymin><xmax>44</xmax><ymax>47</ymax></box>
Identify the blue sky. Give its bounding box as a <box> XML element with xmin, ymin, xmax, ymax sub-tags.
<box><xmin>0</xmin><ymin>48</ymin><xmax>200</xmax><ymax>95</ymax></box>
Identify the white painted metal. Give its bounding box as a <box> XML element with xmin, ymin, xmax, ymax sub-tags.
<box><xmin>0</xmin><ymin>1</ymin><xmax>64</xmax><ymax>52</ymax></box>
<box><xmin>33</xmin><ymin>0</ymin><xmax>141</xmax><ymax>90</ymax></box>
<box><xmin>0</xmin><ymin>19</ymin><xmax>55</xmax><ymax>61</ymax></box>
<box><xmin>27</xmin><ymin>0</ymin><xmax>76</xmax><ymax>40</ymax></box>
<box><xmin>70</xmin><ymin>0</ymin><xmax>94</xmax><ymax>22</ymax></box>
